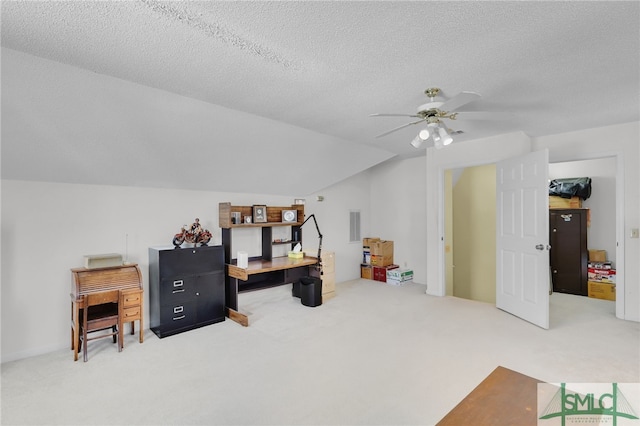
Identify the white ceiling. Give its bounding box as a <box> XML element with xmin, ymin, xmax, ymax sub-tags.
<box><xmin>1</xmin><ymin>1</ymin><xmax>639</xmax><ymax>195</ymax></box>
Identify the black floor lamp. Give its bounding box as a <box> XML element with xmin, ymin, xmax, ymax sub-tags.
<box><xmin>301</xmin><ymin>213</ymin><xmax>323</xmax><ymax>270</ymax></box>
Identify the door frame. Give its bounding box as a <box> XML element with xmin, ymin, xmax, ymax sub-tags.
<box><xmin>436</xmin><ymin>151</ymin><xmax>625</xmax><ymax>321</ymax></box>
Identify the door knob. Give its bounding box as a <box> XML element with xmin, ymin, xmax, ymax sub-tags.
<box><xmin>536</xmin><ymin>244</ymin><xmax>544</xmax><ymax>250</ymax></box>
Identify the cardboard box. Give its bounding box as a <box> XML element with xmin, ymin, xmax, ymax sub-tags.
<box><xmin>387</xmin><ymin>268</ymin><xmax>414</xmax><ymax>282</ymax></box>
<box><xmin>387</xmin><ymin>278</ymin><xmax>411</xmax><ymax>286</ymax></box>
<box><xmin>588</xmin><ymin>281</ymin><xmax>615</xmax><ymax>301</ymax></box>
<box><xmin>362</xmin><ymin>237</ymin><xmax>380</xmax><ymax>247</ymax></box>
<box><xmin>588</xmin><ymin>267</ymin><xmax>616</xmax><ymax>283</ymax></box>
<box><xmin>588</xmin><ymin>250</ymin><xmax>607</xmax><ymax>262</ymax></box>
<box><xmin>361</xmin><ymin>264</ymin><xmax>372</xmax><ymax>280</ymax></box>
<box><xmin>369</xmin><ymin>240</ymin><xmax>394</xmax><ymax>266</ymax></box>
<box><xmin>373</xmin><ymin>264</ymin><xmax>399</xmax><ymax>282</ymax></box>
<box><xmin>370</xmin><ymin>254</ymin><xmax>394</xmax><ymax>267</ymax></box>
<box><xmin>549</xmin><ymin>196</ymin><xmax>582</xmax><ymax>209</ymax></box>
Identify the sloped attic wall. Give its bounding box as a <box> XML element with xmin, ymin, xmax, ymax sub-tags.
<box><xmin>1</xmin><ymin>48</ymin><xmax>395</xmax><ymax>196</ymax></box>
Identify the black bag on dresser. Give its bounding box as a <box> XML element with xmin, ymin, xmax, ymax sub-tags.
<box><xmin>548</xmin><ymin>177</ymin><xmax>592</xmax><ymax>200</ymax></box>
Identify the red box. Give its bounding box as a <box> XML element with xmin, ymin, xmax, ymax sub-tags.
<box><xmin>588</xmin><ymin>267</ymin><xmax>616</xmax><ymax>283</ymax></box>
<box><xmin>373</xmin><ymin>264</ymin><xmax>399</xmax><ymax>282</ymax></box>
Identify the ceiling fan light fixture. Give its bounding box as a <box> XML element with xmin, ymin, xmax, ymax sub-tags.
<box><xmin>432</xmin><ymin>131</ymin><xmax>444</xmax><ymax>150</ymax></box>
<box><xmin>438</xmin><ymin>126</ymin><xmax>453</xmax><ymax>146</ymax></box>
<box><xmin>410</xmin><ymin>127</ymin><xmax>432</xmax><ymax>148</ymax></box>
<box><xmin>410</xmin><ymin>135</ymin><xmax>424</xmax><ymax>148</ymax></box>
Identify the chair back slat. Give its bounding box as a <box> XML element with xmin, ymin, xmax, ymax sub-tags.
<box><xmin>85</xmin><ymin>289</ymin><xmax>120</xmax><ymax>306</ymax></box>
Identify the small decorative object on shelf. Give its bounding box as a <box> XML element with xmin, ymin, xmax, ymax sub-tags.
<box><xmin>173</xmin><ymin>218</ymin><xmax>212</xmax><ymax>247</ymax></box>
<box><xmin>253</xmin><ymin>205</ymin><xmax>267</xmax><ymax>223</ymax></box>
<box><xmin>282</xmin><ymin>209</ymin><xmax>297</xmax><ymax>223</ymax></box>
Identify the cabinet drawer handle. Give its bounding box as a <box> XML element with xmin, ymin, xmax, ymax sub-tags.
<box><xmin>173</xmin><ymin>315</ymin><xmax>186</xmax><ymax>321</ymax></box>
<box><xmin>174</xmin><ymin>306</ymin><xmax>184</xmax><ymax>314</ymax></box>
<box><xmin>172</xmin><ymin>289</ymin><xmax>185</xmax><ymax>294</ymax></box>
<box><xmin>173</xmin><ymin>280</ymin><xmax>184</xmax><ymax>287</ymax></box>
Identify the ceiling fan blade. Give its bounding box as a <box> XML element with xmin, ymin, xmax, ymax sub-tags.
<box><xmin>454</xmin><ymin>111</ymin><xmax>514</xmax><ymax>120</ymax></box>
<box><xmin>375</xmin><ymin>119</ymin><xmax>425</xmax><ymax>138</ymax></box>
<box><xmin>440</xmin><ymin>91</ymin><xmax>481</xmax><ymax>112</ymax></box>
<box><xmin>369</xmin><ymin>113</ymin><xmax>420</xmax><ymax>118</ymax></box>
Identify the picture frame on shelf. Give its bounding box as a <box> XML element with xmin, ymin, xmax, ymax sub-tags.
<box><xmin>282</xmin><ymin>209</ymin><xmax>297</xmax><ymax>223</ymax></box>
<box><xmin>253</xmin><ymin>205</ymin><xmax>267</xmax><ymax>223</ymax></box>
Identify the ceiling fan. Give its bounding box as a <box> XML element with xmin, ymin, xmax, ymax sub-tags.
<box><xmin>370</xmin><ymin>87</ymin><xmax>502</xmax><ymax>149</ymax></box>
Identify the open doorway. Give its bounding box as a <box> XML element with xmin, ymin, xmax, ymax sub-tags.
<box><xmin>444</xmin><ymin>164</ymin><xmax>496</xmax><ymax>303</ymax></box>
<box><xmin>444</xmin><ymin>156</ymin><xmax>621</xmax><ymax>318</ymax></box>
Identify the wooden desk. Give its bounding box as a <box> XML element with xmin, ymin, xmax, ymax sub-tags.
<box><xmin>437</xmin><ymin>366</ymin><xmax>543</xmax><ymax>426</ymax></box>
<box><xmin>226</xmin><ymin>256</ymin><xmax>319</xmax><ymax>326</ymax></box>
<box><xmin>70</xmin><ymin>264</ymin><xmax>144</xmax><ymax>361</ymax></box>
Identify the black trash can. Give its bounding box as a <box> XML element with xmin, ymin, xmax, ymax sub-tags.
<box><xmin>292</xmin><ymin>280</ymin><xmax>301</xmax><ymax>298</ymax></box>
<box><xmin>299</xmin><ymin>276</ymin><xmax>322</xmax><ymax>307</ymax></box>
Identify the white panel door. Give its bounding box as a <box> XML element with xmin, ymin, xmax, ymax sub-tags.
<box><xmin>496</xmin><ymin>149</ymin><xmax>550</xmax><ymax>329</ymax></box>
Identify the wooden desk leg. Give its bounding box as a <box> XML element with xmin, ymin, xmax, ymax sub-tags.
<box><xmin>72</xmin><ymin>302</ymin><xmax>80</xmax><ymax>361</ymax></box>
<box><xmin>226</xmin><ymin>278</ymin><xmax>248</xmax><ymax>326</ymax></box>
<box><xmin>139</xmin><ymin>304</ymin><xmax>144</xmax><ymax>343</ymax></box>
<box><xmin>118</xmin><ymin>318</ymin><xmax>124</xmax><ymax>352</ymax></box>
<box><xmin>70</xmin><ymin>303</ymin><xmax>74</xmax><ymax>350</ymax></box>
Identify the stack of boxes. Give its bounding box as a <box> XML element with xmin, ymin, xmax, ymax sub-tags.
<box><xmin>587</xmin><ymin>249</ymin><xmax>616</xmax><ymax>301</ymax></box>
<box><xmin>361</xmin><ymin>238</ymin><xmax>397</xmax><ymax>282</ymax></box>
<box><xmin>360</xmin><ymin>237</ymin><xmax>412</xmax><ymax>285</ymax></box>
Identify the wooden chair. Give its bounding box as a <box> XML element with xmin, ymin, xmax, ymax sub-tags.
<box><xmin>79</xmin><ymin>290</ymin><xmax>121</xmax><ymax>362</ymax></box>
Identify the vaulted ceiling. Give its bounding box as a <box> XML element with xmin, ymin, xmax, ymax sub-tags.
<box><xmin>2</xmin><ymin>1</ymin><xmax>639</xmax><ymax>195</ymax></box>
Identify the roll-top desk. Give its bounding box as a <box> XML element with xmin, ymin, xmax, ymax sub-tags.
<box><xmin>70</xmin><ymin>263</ymin><xmax>144</xmax><ymax>361</ymax></box>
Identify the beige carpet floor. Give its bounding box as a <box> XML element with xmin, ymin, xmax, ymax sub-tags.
<box><xmin>2</xmin><ymin>279</ymin><xmax>638</xmax><ymax>425</ymax></box>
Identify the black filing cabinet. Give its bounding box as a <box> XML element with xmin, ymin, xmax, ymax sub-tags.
<box><xmin>149</xmin><ymin>245</ymin><xmax>225</xmax><ymax>338</ymax></box>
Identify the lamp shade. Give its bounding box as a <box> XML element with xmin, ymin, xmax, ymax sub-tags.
<box><xmin>432</xmin><ymin>132</ymin><xmax>444</xmax><ymax>149</ymax></box>
<box><xmin>410</xmin><ymin>135</ymin><xmax>424</xmax><ymax>148</ymax></box>
<box><xmin>438</xmin><ymin>126</ymin><xmax>453</xmax><ymax>146</ymax></box>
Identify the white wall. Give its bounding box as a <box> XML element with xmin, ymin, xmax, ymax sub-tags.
<box><xmin>0</xmin><ymin>174</ymin><xmax>370</xmax><ymax>362</ymax></box>
<box><xmin>549</xmin><ymin>158</ymin><xmax>617</xmax><ymax>264</ymax></box>
<box><xmin>303</xmin><ymin>171</ymin><xmax>374</xmax><ymax>282</ymax></box>
<box><xmin>368</xmin><ymin>157</ymin><xmax>427</xmax><ymax>284</ymax></box>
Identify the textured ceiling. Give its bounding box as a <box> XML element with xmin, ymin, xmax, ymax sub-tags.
<box><xmin>1</xmin><ymin>1</ymin><xmax>639</xmax><ymax>194</ymax></box>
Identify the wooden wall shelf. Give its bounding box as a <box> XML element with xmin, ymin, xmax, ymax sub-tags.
<box><xmin>219</xmin><ymin>202</ymin><xmax>304</xmax><ymax>228</ymax></box>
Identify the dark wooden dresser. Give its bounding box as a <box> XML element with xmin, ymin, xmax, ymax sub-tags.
<box><xmin>148</xmin><ymin>245</ymin><xmax>225</xmax><ymax>338</ymax></box>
